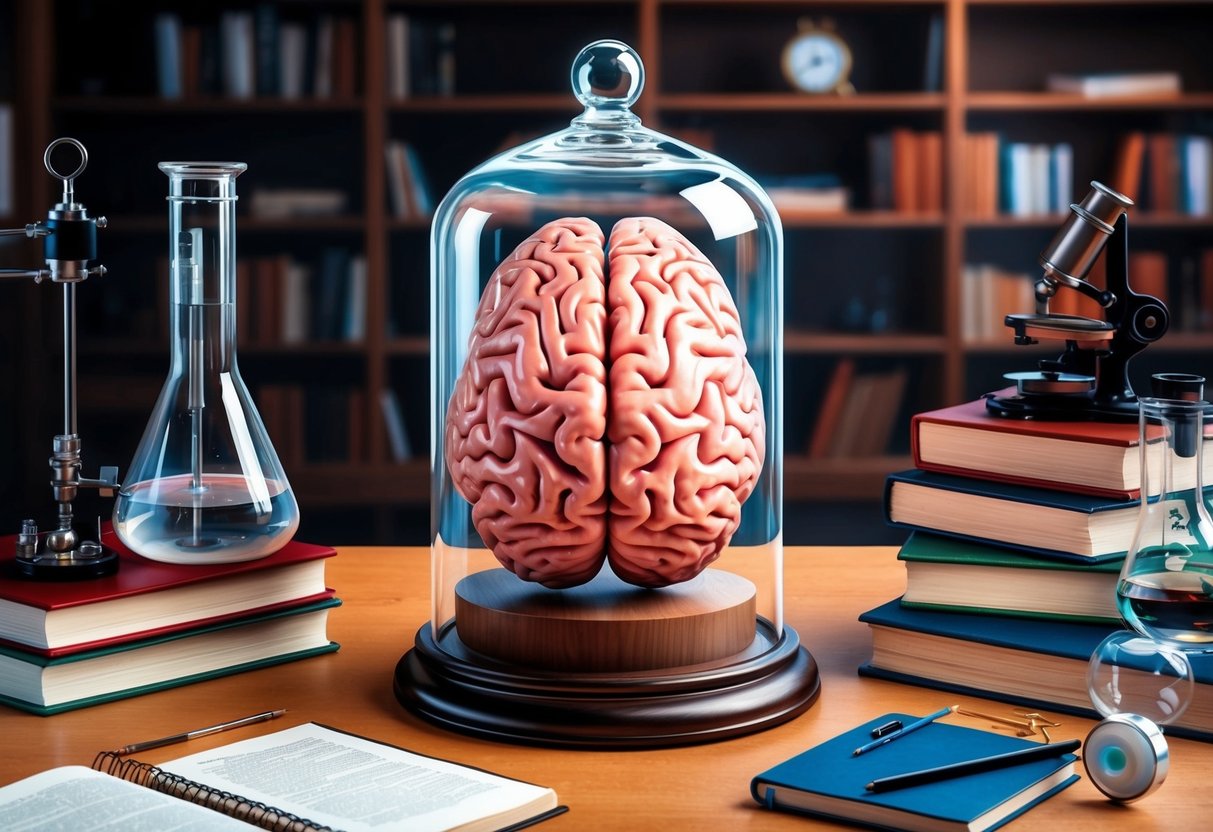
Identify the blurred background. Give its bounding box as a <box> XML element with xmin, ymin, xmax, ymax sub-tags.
<box><xmin>1</xmin><ymin>1</ymin><xmax>1211</xmax><ymax>547</ymax></box>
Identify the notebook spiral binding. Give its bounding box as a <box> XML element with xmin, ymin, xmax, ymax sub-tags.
<box><xmin>92</xmin><ymin>751</ymin><xmax>332</xmax><ymax>832</ymax></box>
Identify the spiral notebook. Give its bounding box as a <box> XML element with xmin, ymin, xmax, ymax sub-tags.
<box><xmin>0</xmin><ymin>723</ymin><xmax>565</xmax><ymax>832</ymax></box>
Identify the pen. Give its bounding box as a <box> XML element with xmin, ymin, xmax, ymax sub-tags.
<box><xmin>853</xmin><ymin>706</ymin><xmax>957</xmax><ymax>756</ymax></box>
<box><xmin>115</xmin><ymin>709</ymin><xmax>287</xmax><ymax>756</ymax></box>
<box><xmin>870</xmin><ymin>719</ymin><xmax>903</xmax><ymax>739</ymax></box>
<box><xmin>865</xmin><ymin>739</ymin><xmax>1082</xmax><ymax>793</ymax></box>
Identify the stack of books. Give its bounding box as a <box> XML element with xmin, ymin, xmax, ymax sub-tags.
<box><xmin>0</xmin><ymin>532</ymin><xmax>339</xmax><ymax>715</ymax></box>
<box><xmin>862</xmin><ymin>394</ymin><xmax>1213</xmax><ymax>740</ymax></box>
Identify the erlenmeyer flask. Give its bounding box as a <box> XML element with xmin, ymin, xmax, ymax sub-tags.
<box><xmin>1117</xmin><ymin>373</ymin><xmax>1213</xmax><ymax>648</ymax></box>
<box><xmin>113</xmin><ymin>162</ymin><xmax>299</xmax><ymax>563</ymax></box>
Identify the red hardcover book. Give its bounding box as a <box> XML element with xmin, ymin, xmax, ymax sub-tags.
<box><xmin>891</xmin><ymin>129</ymin><xmax>920</xmax><ymax>214</ymax></box>
<box><xmin>1111</xmin><ymin>131</ymin><xmax>1146</xmax><ymax>201</ymax></box>
<box><xmin>911</xmin><ymin>395</ymin><xmax>1213</xmax><ymax>499</ymax></box>
<box><xmin>807</xmin><ymin>357</ymin><xmax>855</xmax><ymax>459</ymax></box>
<box><xmin>1147</xmin><ymin>132</ymin><xmax>1178</xmax><ymax>212</ymax></box>
<box><xmin>0</xmin><ymin>532</ymin><xmax>335</xmax><ymax>656</ymax></box>
<box><xmin>917</xmin><ymin>131</ymin><xmax>943</xmax><ymax>213</ymax></box>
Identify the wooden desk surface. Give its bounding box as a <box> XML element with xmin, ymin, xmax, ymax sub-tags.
<box><xmin>2</xmin><ymin>546</ymin><xmax>1207</xmax><ymax>829</ymax></box>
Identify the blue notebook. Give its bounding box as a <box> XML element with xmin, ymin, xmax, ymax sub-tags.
<box><xmin>751</xmin><ymin>713</ymin><xmax>1078</xmax><ymax>832</ymax></box>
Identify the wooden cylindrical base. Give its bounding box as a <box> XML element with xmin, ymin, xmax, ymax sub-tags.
<box><xmin>454</xmin><ymin>568</ymin><xmax>757</xmax><ymax>672</ymax></box>
<box><xmin>394</xmin><ymin>616</ymin><xmax>820</xmax><ymax>748</ymax></box>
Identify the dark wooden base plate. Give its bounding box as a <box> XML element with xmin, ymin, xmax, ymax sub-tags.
<box><xmin>394</xmin><ymin>616</ymin><xmax>820</xmax><ymax>748</ymax></box>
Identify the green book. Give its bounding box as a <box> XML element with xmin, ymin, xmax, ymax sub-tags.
<box><xmin>0</xmin><ymin>598</ymin><xmax>340</xmax><ymax>715</ymax></box>
<box><xmin>899</xmin><ymin>532</ymin><xmax>1122</xmax><ymax>624</ymax></box>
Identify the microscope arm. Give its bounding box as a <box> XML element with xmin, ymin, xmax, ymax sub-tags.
<box><xmin>1035</xmin><ymin>271</ymin><xmax>1115</xmax><ymax>314</ymax></box>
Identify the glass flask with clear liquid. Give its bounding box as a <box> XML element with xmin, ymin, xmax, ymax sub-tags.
<box><xmin>113</xmin><ymin>162</ymin><xmax>299</xmax><ymax>563</ymax></box>
<box><xmin>1117</xmin><ymin>373</ymin><xmax>1213</xmax><ymax>648</ymax></box>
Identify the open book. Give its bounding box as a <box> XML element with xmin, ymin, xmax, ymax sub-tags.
<box><xmin>0</xmin><ymin>723</ymin><xmax>564</xmax><ymax>831</ymax></box>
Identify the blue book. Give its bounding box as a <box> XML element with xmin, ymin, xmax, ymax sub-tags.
<box><xmin>859</xmin><ymin>599</ymin><xmax>1213</xmax><ymax>741</ymax></box>
<box><xmin>751</xmin><ymin>712</ymin><xmax>1078</xmax><ymax>831</ymax></box>
<box><xmin>153</xmin><ymin>13</ymin><xmax>183</xmax><ymax>100</ymax></box>
<box><xmin>885</xmin><ymin>469</ymin><xmax>1137</xmax><ymax>562</ymax></box>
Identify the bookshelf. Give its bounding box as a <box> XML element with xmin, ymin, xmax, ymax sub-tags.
<box><xmin>0</xmin><ymin>1</ymin><xmax>17</xmax><ymax>527</ymax></box>
<box><xmin>5</xmin><ymin>0</ymin><xmax>1213</xmax><ymax>542</ymax></box>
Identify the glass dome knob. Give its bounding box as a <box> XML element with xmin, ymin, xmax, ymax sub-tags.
<box><xmin>571</xmin><ymin>39</ymin><xmax>644</xmax><ymax>110</ymax></box>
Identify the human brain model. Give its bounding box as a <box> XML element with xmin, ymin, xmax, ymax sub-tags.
<box><xmin>445</xmin><ymin>217</ymin><xmax>765</xmax><ymax>589</ymax></box>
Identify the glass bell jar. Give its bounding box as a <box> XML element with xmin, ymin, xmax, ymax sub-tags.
<box><xmin>113</xmin><ymin>162</ymin><xmax>299</xmax><ymax>564</ymax></box>
<box><xmin>395</xmin><ymin>41</ymin><xmax>818</xmax><ymax>747</ymax></box>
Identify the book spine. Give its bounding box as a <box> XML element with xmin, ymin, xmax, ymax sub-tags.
<box><xmin>154</xmin><ymin>13</ymin><xmax>183</xmax><ymax>99</ymax></box>
<box><xmin>0</xmin><ymin>104</ymin><xmax>12</xmax><ymax>216</ymax></box>
<box><xmin>254</xmin><ymin>3</ymin><xmax>281</xmax><ymax>98</ymax></box>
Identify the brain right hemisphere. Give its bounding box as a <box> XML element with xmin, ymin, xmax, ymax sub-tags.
<box><xmin>445</xmin><ymin>216</ymin><xmax>765</xmax><ymax>588</ymax></box>
<box><xmin>606</xmin><ymin>218</ymin><xmax>765</xmax><ymax>587</ymax></box>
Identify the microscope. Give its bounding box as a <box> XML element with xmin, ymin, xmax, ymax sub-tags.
<box><xmin>985</xmin><ymin>181</ymin><xmax>1170</xmax><ymax>421</ymax></box>
<box><xmin>0</xmin><ymin>139</ymin><xmax>119</xmax><ymax>578</ymax></box>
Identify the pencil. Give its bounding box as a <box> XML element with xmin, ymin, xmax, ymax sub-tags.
<box><xmin>865</xmin><ymin>739</ymin><xmax>1082</xmax><ymax>793</ymax></box>
<box><xmin>115</xmin><ymin>709</ymin><xmax>287</xmax><ymax>756</ymax></box>
<box><xmin>853</xmin><ymin>705</ymin><xmax>957</xmax><ymax>756</ymax></box>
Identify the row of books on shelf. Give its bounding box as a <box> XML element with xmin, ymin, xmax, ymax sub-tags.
<box><xmin>154</xmin><ymin>7</ymin><xmax>357</xmax><ymax>101</ymax></box>
<box><xmin>963</xmin><ymin>245</ymin><xmax>1213</xmax><ymax>342</ymax></box>
<box><xmin>0</xmin><ymin>532</ymin><xmax>338</xmax><ymax>714</ymax></box>
<box><xmin>868</xmin><ymin>129</ymin><xmax>943</xmax><ymax>214</ymax></box>
<box><xmin>228</xmin><ymin>249</ymin><xmax>366</xmax><ymax>346</ymax></box>
<box><xmin>953</xmin><ymin>130</ymin><xmax>1210</xmax><ymax>219</ymax></box>
<box><xmin>1112</xmin><ymin>131</ymin><xmax>1213</xmax><ymax>216</ymax></box>
<box><xmin>248</xmin><ymin>187</ymin><xmax>348</xmax><ymax>220</ymax></box>
<box><xmin>959</xmin><ymin>134</ymin><xmax>1073</xmax><ymax>218</ymax></box>
<box><xmin>385</xmin><ymin>140</ymin><xmax>435</xmax><ymax>221</ymax></box>
<box><xmin>258</xmin><ymin>384</ymin><xmax>366</xmax><ymax>468</ymax></box>
<box><xmin>155</xmin><ymin>244</ymin><xmax>440</xmax><ymax>350</ymax></box>
<box><xmin>386</xmin><ymin>13</ymin><xmax>456</xmax><ymax>99</ymax></box>
<box><xmin>863</xmin><ymin>394</ymin><xmax>1213</xmax><ymax>741</ymax></box>
<box><xmin>256</xmin><ymin>384</ymin><xmax>416</xmax><ymax>468</ymax></box>
<box><xmin>806</xmin><ymin>359</ymin><xmax>907</xmax><ymax>460</ymax></box>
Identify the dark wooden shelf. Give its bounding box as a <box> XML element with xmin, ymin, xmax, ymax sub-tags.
<box><xmin>53</xmin><ymin>96</ymin><xmax>364</xmax><ymax>113</ymax></box>
<box><xmin>289</xmin><ymin>460</ymin><xmax>429</xmax><ymax>506</ymax></box>
<box><xmin>387</xmin><ymin>217</ymin><xmax>433</xmax><ymax>231</ymax></box>
<box><xmin>964</xmin><ymin>213</ymin><xmax>1213</xmax><ymax>229</ymax></box>
<box><xmin>386</xmin><ymin>336</ymin><xmax>430</xmax><ymax>355</ymax></box>
<box><xmin>963</xmin><ymin>339</ymin><xmax>1059</xmax><ymax>354</ymax></box>
<box><xmin>389</xmin><ymin>94</ymin><xmax>573</xmax><ymax>112</ymax></box>
<box><xmin>80</xmin><ymin>339</ymin><xmax>367</xmax><ymax>357</ymax></box>
<box><xmin>781</xmin><ymin>211</ymin><xmax>944</xmax><ymax>228</ymax></box>
<box><xmin>965</xmin><ymin>92</ymin><xmax>1213</xmax><ymax>111</ymax></box>
<box><xmin>785</xmin><ymin>331</ymin><xmax>947</xmax><ymax>355</ymax></box>
<box><xmin>965</xmin><ymin>0</ymin><xmax>1205</xmax><ymax>5</ymax></box>
<box><xmin>107</xmin><ymin>215</ymin><xmax>367</xmax><ymax>233</ymax></box>
<box><xmin>657</xmin><ymin>92</ymin><xmax>947</xmax><ymax>112</ymax></box>
<box><xmin>784</xmin><ymin>455</ymin><xmax>914</xmax><ymax>501</ymax></box>
<box><xmin>661</xmin><ymin>0</ymin><xmax>941</xmax><ymax>5</ymax></box>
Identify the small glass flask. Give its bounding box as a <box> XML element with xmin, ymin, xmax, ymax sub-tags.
<box><xmin>1117</xmin><ymin>373</ymin><xmax>1213</xmax><ymax>648</ymax></box>
<box><xmin>113</xmin><ymin>162</ymin><xmax>299</xmax><ymax>563</ymax></box>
